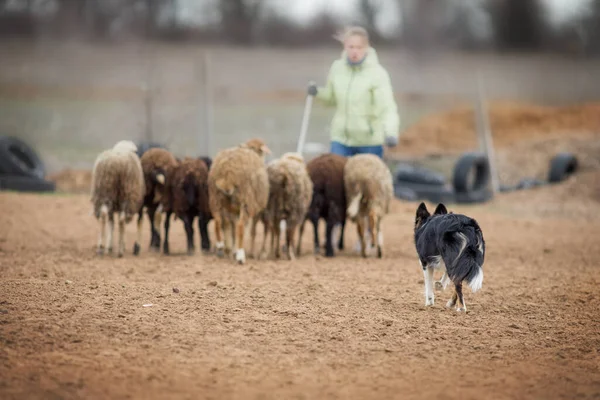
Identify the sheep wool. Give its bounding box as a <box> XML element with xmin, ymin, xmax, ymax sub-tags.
<box><xmin>260</xmin><ymin>152</ymin><xmax>313</xmax><ymax>260</ymax></box>
<box><xmin>343</xmin><ymin>153</ymin><xmax>393</xmax><ymax>258</ymax></box>
<box><xmin>91</xmin><ymin>140</ymin><xmax>145</xmax><ymax>257</ymax></box>
<box><xmin>136</xmin><ymin>147</ymin><xmax>178</xmax><ymax>254</ymax></box>
<box><xmin>208</xmin><ymin>138</ymin><xmax>270</xmax><ymax>264</ymax></box>
<box><xmin>297</xmin><ymin>153</ymin><xmax>348</xmax><ymax>258</ymax></box>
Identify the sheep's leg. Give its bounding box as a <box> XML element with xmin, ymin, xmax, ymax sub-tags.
<box><xmin>183</xmin><ymin>214</ymin><xmax>195</xmax><ymax>255</ymax></box>
<box><xmin>296</xmin><ymin>216</ymin><xmax>306</xmax><ymax>257</ymax></box>
<box><xmin>163</xmin><ymin>210</ymin><xmax>172</xmax><ymax>255</ymax></box>
<box><xmin>148</xmin><ymin>204</ymin><xmax>161</xmax><ymax>251</ymax></box>
<box><xmin>97</xmin><ymin>209</ymin><xmax>107</xmax><ymax>256</ymax></box>
<box><xmin>286</xmin><ymin>223</ymin><xmax>296</xmax><ymax>261</ymax></box>
<box><xmin>199</xmin><ymin>214</ymin><xmax>211</xmax><ymax>254</ymax></box>
<box><xmin>107</xmin><ymin>215</ymin><xmax>114</xmax><ymax>254</ymax></box>
<box><xmin>249</xmin><ymin>216</ymin><xmax>258</xmax><ymax>259</ymax></box>
<box><xmin>310</xmin><ymin>216</ymin><xmax>320</xmax><ymax>255</ymax></box>
<box><xmin>259</xmin><ymin>219</ymin><xmax>269</xmax><ymax>260</ymax></box>
<box><xmin>356</xmin><ymin>215</ymin><xmax>367</xmax><ymax>258</ymax></box>
<box><xmin>223</xmin><ymin>218</ymin><xmax>233</xmax><ymax>257</ymax></box>
<box><xmin>117</xmin><ymin>212</ymin><xmax>126</xmax><ymax>258</ymax></box>
<box><xmin>133</xmin><ymin>210</ymin><xmax>142</xmax><ymax>256</ymax></box>
<box><xmin>269</xmin><ymin>220</ymin><xmax>281</xmax><ymax>259</ymax></box>
<box><xmin>213</xmin><ymin>213</ymin><xmax>224</xmax><ymax>257</ymax></box>
<box><xmin>234</xmin><ymin>209</ymin><xmax>249</xmax><ymax>264</ymax></box>
<box><xmin>324</xmin><ymin>218</ymin><xmax>336</xmax><ymax>257</ymax></box>
<box><xmin>338</xmin><ymin>220</ymin><xmax>346</xmax><ymax>250</ymax></box>
<box><xmin>375</xmin><ymin>215</ymin><xmax>383</xmax><ymax>259</ymax></box>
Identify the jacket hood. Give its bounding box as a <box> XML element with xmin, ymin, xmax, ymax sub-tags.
<box><xmin>339</xmin><ymin>47</ymin><xmax>380</xmax><ymax>67</ymax></box>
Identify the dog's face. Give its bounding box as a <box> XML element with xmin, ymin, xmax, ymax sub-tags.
<box><xmin>415</xmin><ymin>202</ymin><xmax>448</xmax><ymax>230</ymax></box>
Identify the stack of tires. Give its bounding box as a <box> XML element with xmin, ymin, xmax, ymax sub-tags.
<box><xmin>0</xmin><ymin>136</ymin><xmax>55</xmax><ymax>193</ymax></box>
<box><xmin>394</xmin><ymin>152</ymin><xmax>493</xmax><ymax>205</ymax></box>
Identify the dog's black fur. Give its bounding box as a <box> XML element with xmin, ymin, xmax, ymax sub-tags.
<box><xmin>414</xmin><ymin>202</ymin><xmax>485</xmax><ymax>312</ymax></box>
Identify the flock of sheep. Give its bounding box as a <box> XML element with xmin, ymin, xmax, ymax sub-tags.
<box><xmin>90</xmin><ymin>138</ymin><xmax>394</xmax><ymax>264</ymax></box>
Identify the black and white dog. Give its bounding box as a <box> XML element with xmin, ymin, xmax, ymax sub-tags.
<box><xmin>414</xmin><ymin>202</ymin><xmax>485</xmax><ymax>312</ymax></box>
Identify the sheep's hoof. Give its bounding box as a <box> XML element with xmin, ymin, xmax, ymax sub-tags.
<box><xmin>187</xmin><ymin>248</ymin><xmax>195</xmax><ymax>256</ymax></box>
<box><xmin>313</xmin><ymin>245</ymin><xmax>320</xmax><ymax>255</ymax></box>
<box><xmin>133</xmin><ymin>243</ymin><xmax>140</xmax><ymax>256</ymax></box>
<box><xmin>96</xmin><ymin>247</ymin><xmax>104</xmax><ymax>256</ymax></box>
<box><xmin>201</xmin><ymin>248</ymin><xmax>211</xmax><ymax>255</ymax></box>
<box><xmin>107</xmin><ymin>247</ymin><xmax>113</xmax><ymax>254</ymax></box>
<box><xmin>325</xmin><ymin>247</ymin><xmax>335</xmax><ymax>257</ymax></box>
<box><xmin>235</xmin><ymin>249</ymin><xmax>246</xmax><ymax>265</ymax></box>
<box><xmin>117</xmin><ymin>252</ymin><xmax>123</xmax><ymax>258</ymax></box>
<box><xmin>377</xmin><ymin>247</ymin><xmax>382</xmax><ymax>259</ymax></box>
<box><xmin>215</xmin><ymin>242</ymin><xmax>225</xmax><ymax>258</ymax></box>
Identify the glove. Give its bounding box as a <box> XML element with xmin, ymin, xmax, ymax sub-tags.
<box><xmin>384</xmin><ymin>135</ymin><xmax>398</xmax><ymax>148</ymax></box>
<box><xmin>307</xmin><ymin>81</ymin><xmax>318</xmax><ymax>96</ymax></box>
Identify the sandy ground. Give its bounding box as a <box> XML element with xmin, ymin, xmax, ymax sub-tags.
<box><xmin>1</xmin><ymin>172</ymin><xmax>599</xmax><ymax>399</ymax></box>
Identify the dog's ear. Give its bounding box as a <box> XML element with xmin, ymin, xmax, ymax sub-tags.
<box><xmin>434</xmin><ymin>203</ymin><xmax>448</xmax><ymax>215</ymax></box>
<box><xmin>415</xmin><ymin>202</ymin><xmax>430</xmax><ymax>229</ymax></box>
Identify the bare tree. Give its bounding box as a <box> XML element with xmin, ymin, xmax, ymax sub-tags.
<box><xmin>218</xmin><ymin>0</ymin><xmax>264</xmax><ymax>44</ymax></box>
<box><xmin>358</xmin><ymin>0</ymin><xmax>383</xmax><ymax>43</ymax></box>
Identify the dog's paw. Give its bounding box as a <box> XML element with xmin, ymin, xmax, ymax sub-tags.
<box><xmin>456</xmin><ymin>306</ymin><xmax>467</xmax><ymax>313</ymax></box>
<box><xmin>425</xmin><ymin>297</ymin><xmax>435</xmax><ymax>307</ymax></box>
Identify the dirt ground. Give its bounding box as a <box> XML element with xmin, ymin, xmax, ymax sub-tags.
<box><xmin>1</xmin><ymin>170</ymin><xmax>599</xmax><ymax>399</ymax></box>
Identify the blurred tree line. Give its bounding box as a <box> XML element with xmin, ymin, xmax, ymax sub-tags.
<box><xmin>1</xmin><ymin>0</ymin><xmax>600</xmax><ymax>56</ymax></box>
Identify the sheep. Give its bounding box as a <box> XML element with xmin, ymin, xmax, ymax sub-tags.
<box><xmin>91</xmin><ymin>140</ymin><xmax>145</xmax><ymax>257</ymax></box>
<box><xmin>254</xmin><ymin>152</ymin><xmax>313</xmax><ymax>260</ymax></box>
<box><xmin>208</xmin><ymin>138</ymin><xmax>270</xmax><ymax>264</ymax></box>
<box><xmin>297</xmin><ymin>153</ymin><xmax>348</xmax><ymax>258</ymax></box>
<box><xmin>161</xmin><ymin>156</ymin><xmax>211</xmax><ymax>255</ymax></box>
<box><xmin>134</xmin><ymin>147</ymin><xmax>178</xmax><ymax>254</ymax></box>
<box><xmin>343</xmin><ymin>153</ymin><xmax>393</xmax><ymax>258</ymax></box>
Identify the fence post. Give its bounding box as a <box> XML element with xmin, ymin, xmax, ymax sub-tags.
<box><xmin>474</xmin><ymin>71</ymin><xmax>500</xmax><ymax>194</ymax></box>
<box><xmin>200</xmin><ymin>50</ymin><xmax>213</xmax><ymax>157</ymax></box>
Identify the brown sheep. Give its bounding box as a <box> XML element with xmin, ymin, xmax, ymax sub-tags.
<box><xmin>162</xmin><ymin>157</ymin><xmax>211</xmax><ymax>255</ymax></box>
<box><xmin>208</xmin><ymin>138</ymin><xmax>270</xmax><ymax>264</ymax></box>
<box><xmin>255</xmin><ymin>152</ymin><xmax>313</xmax><ymax>260</ymax></box>
<box><xmin>91</xmin><ymin>140</ymin><xmax>145</xmax><ymax>257</ymax></box>
<box><xmin>297</xmin><ymin>153</ymin><xmax>348</xmax><ymax>258</ymax></box>
<box><xmin>135</xmin><ymin>147</ymin><xmax>177</xmax><ymax>254</ymax></box>
<box><xmin>344</xmin><ymin>153</ymin><xmax>393</xmax><ymax>258</ymax></box>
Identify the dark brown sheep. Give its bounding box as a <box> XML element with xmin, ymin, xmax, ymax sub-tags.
<box><xmin>135</xmin><ymin>147</ymin><xmax>178</xmax><ymax>254</ymax></box>
<box><xmin>297</xmin><ymin>153</ymin><xmax>348</xmax><ymax>258</ymax></box>
<box><xmin>163</xmin><ymin>157</ymin><xmax>211</xmax><ymax>255</ymax></box>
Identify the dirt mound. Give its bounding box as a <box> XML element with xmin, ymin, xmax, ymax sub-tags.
<box><xmin>47</xmin><ymin>168</ymin><xmax>92</xmax><ymax>194</ymax></box>
<box><xmin>395</xmin><ymin>101</ymin><xmax>600</xmax><ymax>156</ymax></box>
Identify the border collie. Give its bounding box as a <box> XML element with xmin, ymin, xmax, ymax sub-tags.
<box><xmin>414</xmin><ymin>202</ymin><xmax>485</xmax><ymax>312</ymax></box>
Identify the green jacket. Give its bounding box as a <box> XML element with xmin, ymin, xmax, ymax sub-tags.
<box><xmin>316</xmin><ymin>47</ymin><xmax>400</xmax><ymax>147</ymax></box>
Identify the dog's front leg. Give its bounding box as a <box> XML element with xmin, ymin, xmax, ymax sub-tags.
<box><xmin>446</xmin><ymin>285</ymin><xmax>458</xmax><ymax>309</ymax></box>
<box><xmin>423</xmin><ymin>265</ymin><xmax>435</xmax><ymax>306</ymax></box>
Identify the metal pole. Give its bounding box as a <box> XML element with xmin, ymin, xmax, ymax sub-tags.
<box><xmin>143</xmin><ymin>40</ymin><xmax>155</xmax><ymax>143</ymax></box>
<box><xmin>202</xmin><ymin>50</ymin><xmax>213</xmax><ymax>157</ymax></box>
<box><xmin>296</xmin><ymin>92</ymin><xmax>314</xmax><ymax>155</ymax></box>
<box><xmin>474</xmin><ymin>70</ymin><xmax>500</xmax><ymax>194</ymax></box>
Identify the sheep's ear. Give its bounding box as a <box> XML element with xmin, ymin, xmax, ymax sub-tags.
<box><xmin>433</xmin><ymin>203</ymin><xmax>448</xmax><ymax>215</ymax></box>
<box><xmin>155</xmin><ymin>173</ymin><xmax>165</xmax><ymax>185</ymax></box>
<box><xmin>415</xmin><ymin>202</ymin><xmax>430</xmax><ymax>229</ymax></box>
<box><xmin>261</xmin><ymin>145</ymin><xmax>271</xmax><ymax>155</ymax></box>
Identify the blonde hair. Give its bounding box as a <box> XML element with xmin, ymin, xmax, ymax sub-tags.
<box><xmin>333</xmin><ymin>26</ymin><xmax>370</xmax><ymax>44</ymax></box>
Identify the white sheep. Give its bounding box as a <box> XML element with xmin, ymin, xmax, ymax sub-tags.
<box><xmin>344</xmin><ymin>153</ymin><xmax>393</xmax><ymax>258</ymax></box>
<box><xmin>91</xmin><ymin>140</ymin><xmax>145</xmax><ymax>257</ymax></box>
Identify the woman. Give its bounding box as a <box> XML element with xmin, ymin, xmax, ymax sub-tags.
<box><xmin>308</xmin><ymin>26</ymin><xmax>400</xmax><ymax>158</ymax></box>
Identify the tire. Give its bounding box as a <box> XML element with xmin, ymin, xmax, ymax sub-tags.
<box><xmin>136</xmin><ymin>141</ymin><xmax>168</xmax><ymax>158</ymax></box>
<box><xmin>453</xmin><ymin>152</ymin><xmax>491</xmax><ymax>193</ymax></box>
<box><xmin>395</xmin><ymin>180</ymin><xmax>455</xmax><ymax>203</ymax></box>
<box><xmin>393</xmin><ymin>163</ymin><xmax>447</xmax><ymax>186</ymax></box>
<box><xmin>0</xmin><ymin>136</ymin><xmax>45</xmax><ymax>179</ymax></box>
<box><xmin>0</xmin><ymin>175</ymin><xmax>56</xmax><ymax>193</ymax></box>
<box><xmin>548</xmin><ymin>152</ymin><xmax>578</xmax><ymax>183</ymax></box>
